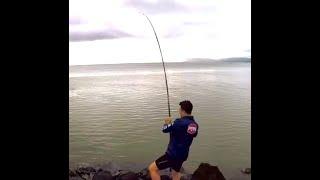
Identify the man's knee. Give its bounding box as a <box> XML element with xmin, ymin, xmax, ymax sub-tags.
<box><xmin>148</xmin><ymin>162</ymin><xmax>158</xmax><ymax>172</ymax></box>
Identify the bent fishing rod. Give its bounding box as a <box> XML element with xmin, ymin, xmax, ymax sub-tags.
<box><xmin>140</xmin><ymin>12</ymin><xmax>171</xmax><ymax>117</ymax></box>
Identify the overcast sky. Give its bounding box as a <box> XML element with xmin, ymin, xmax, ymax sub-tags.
<box><xmin>69</xmin><ymin>0</ymin><xmax>251</xmax><ymax>65</ymax></box>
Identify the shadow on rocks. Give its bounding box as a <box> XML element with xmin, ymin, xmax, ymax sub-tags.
<box><xmin>92</xmin><ymin>170</ymin><xmax>114</xmax><ymax>180</ymax></box>
<box><xmin>117</xmin><ymin>171</ymin><xmax>139</xmax><ymax>180</ymax></box>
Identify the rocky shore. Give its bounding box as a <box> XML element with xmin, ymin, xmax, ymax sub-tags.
<box><xmin>69</xmin><ymin>162</ymin><xmax>251</xmax><ymax>180</ymax></box>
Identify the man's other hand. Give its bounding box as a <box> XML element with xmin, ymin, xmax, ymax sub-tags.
<box><xmin>164</xmin><ymin>117</ymin><xmax>172</xmax><ymax>124</ymax></box>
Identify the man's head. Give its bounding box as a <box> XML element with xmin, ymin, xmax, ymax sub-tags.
<box><xmin>179</xmin><ymin>100</ymin><xmax>193</xmax><ymax>117</ymax></box>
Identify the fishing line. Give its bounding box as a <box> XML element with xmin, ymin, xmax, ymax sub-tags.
<box><xmin>140</xmin><ymin>12</ymin><xmax>171</xmax><ymax>117</ymax></box>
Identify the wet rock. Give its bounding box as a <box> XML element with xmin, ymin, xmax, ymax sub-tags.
<box><xmin>81</xmin><ymin>174</ymin><xmax>92</xmax><ymax>180</ymax></box>
<box><xmin>241</xmin><ymin>168</ymin><xmax>251</xmax><ymax>174</ymax></box>
<box><xmin>191</xmin><ymin>163</ymin><xmax>226</xmax><ymax>180</ymax></box>
<box><xmin>136</xmin><ymin>168</ymin><xmax>151</xmax><ymax>180</ymax></box>
<box><xmin>141</xmin><ymin>176</ymin><xmax>151</xmax><ymax>180</ymax></box>
<box><xmin>97</xmin><ymin>168</ymin><xmax>104</xmax><ymax>172</ymax></box>
<box><xmin>69</xmin><ymin>169</ymin><xmax>77</xmax><ymax>177</ymax></box>
<box><xmin>118</xmin><ymin>171</ymin><xmax>139</xmax><ymax>180</ymax></box>
<box><xmin>92</xmin><ymin>170</ymin><xmax>114</xmax><ymax>180</ymax></box>
<box><xmin>87</xmin><ymin>166</ymin><xmax>97</xmax><ymax>173</ymax></box>
<box><xmin>137</xmin><ymin>168</ymin><xmax>148</xmax><ymax>177</ymax></box>
<box><xmin>69</xmin><ymin>177</ymin><xmax>85</xmax><ymax>180</ymax></box>
<box><xmin>77</xmin><ymin>166</ymin><xmax>96</xmax><ymax>175</ymax></box>
<box><xmin>76</xmin><ymin>170</ymin><xmax>87</xmax><ymax>176</ymax></box>
<box><xmin>100</xmin><ymin>162</ymin><xmax>122</xmax><ymax>176</ymax></box>
<box><xmin>160</xmin><ymin>175</ymin><xmax>171</xmax><ymax>180</ymax></box>
<box><xmin>181</xmin><ymin>174</ymin><xmax>192</xmax><ymax>180</ymax></box>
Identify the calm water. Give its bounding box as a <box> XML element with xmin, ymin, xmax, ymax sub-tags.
<box><xmin>69</xmin><ymin>62</ymin><xmax>251</xmax><ymax>179</ymax></box>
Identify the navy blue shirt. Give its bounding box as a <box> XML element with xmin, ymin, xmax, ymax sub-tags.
<box><xmin>162</xmin><ymin>116</ymin><xmax>199</xmax><ymax>161</ymax></box>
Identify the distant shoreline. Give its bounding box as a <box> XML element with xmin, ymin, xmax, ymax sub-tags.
<box><xmin>69</xmin><ymin>57</ymin><xmax>251</xmax><ymax>67</ymax></box>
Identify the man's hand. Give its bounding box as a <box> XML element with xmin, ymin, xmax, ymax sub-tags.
<box><xmin>164</xmin><ymin>117</ymin><xmax>172</xmax><ymax>124</ymax></box>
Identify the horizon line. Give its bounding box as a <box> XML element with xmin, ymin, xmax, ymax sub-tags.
<box><xmin>69</xmin><ymin>57</ymin><xmax>251</xmax><ymax>67</ymax></box>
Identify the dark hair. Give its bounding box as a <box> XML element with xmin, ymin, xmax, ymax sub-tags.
<box><xmin>179</xmin><ymin>100</ymin><xmax>193</xmax><ymax>114</ymax></box>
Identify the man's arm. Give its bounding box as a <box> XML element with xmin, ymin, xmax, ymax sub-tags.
<box><xmin>162</xmin><ymin>121</ymin><xmax>176</xmax><ymax>133</ymax></box>
<box><xmin>194</xmin><ymin>124</ymin><xmax>199</xmax><ymax>137</ymax></box>
<box><xmin>162</xmin><ymin>117</ymin><xmax>178</xmax><ymax>133</ymax></box>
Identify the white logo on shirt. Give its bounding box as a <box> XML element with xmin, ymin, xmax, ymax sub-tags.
<box><xmin>187</xmin><ymin>123</ymin><xmax>197</xmax><ymax>134</ymax></box>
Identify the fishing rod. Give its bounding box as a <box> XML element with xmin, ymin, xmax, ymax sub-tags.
<box><xmin>140</xmin><ymin>12</ymin><xmax>171</xmax><ymax>117</ymax></box>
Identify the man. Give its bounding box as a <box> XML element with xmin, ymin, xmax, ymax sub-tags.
<box><xmin>148</xmin><ymin>100</ymin><xmax>199</xmax><ymax>180</ymax></box>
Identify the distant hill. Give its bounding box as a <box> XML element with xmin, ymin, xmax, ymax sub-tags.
<box><xmin>187</xmin><ymin>57</ymin><xmax>251</xmax><ymax>63</ymax></box>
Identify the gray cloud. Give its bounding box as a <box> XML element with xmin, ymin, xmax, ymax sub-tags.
<box><xmin>69</xmin><ymin>17</ymin><xmax>83</xmax><ymax>25</ymax></box>
<box><xmin>125</xmin><ymin>0</ymin><xmax>216</xmax><ymax>14</ymax></box>
<box><xmin>125</xmin><ymin>0</ymin><xmax>189</xmax><ymax>14</ymax></box>
<box><xmin>69</xmin><ymin>29</ymin><xmax>134</xmax><ymax>42</ymax></box>
<box><xmin>164</xmin><ymin>21</ymin><xmax>213</xmax><ymax>38</ymax></box>
<box><xmin>164</xmin><ymin>31</ymin><xmax>183</xmax><ymax>38</ymax></box>
<box><xmin>69</xmin><ymin>0</ymin><xmax>218</xmax><ymax>41</ymax></box>
<box><xmin>164</xmin><ymin>26</ymin><xmax>184</xmax><ymax>38</ymax></box>
<box><xmin>183</xmin><ymin>21</ymin><xmax>209</xmax><ymax>26</ymax></box>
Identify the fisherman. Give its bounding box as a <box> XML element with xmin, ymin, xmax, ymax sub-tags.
<box><xmin>148</xmin><ymin>100</ymin><xmax>199</xmax><ymax>180</ymax></box>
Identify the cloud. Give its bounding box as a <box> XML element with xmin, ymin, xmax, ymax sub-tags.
<box><xmin>69</xmin><ymin>17</ymin><xmax>83</xmax><ymax>25</ymax></box>
<box><xmin>164</xmin><ymin>30</ymin><xmax>183</xmax><ymax>38</ymax></box>
<box><xmin>125</xmin><ymin>0</ymin><xmax>189</xmax><ymax>14</ymax></box>
<box><xmin>183</xmin><ymin>21</ymin><xmax>209</xmax><ymax>26</ymax></box>
<box><xmin>69</xmin><ymin>28</ymin><xmax>134</xmax><ymax>42</ymax></box>
<box><xmin>69</xmin><ymin>0</ymin><xmax>219</xmax><ymax>41</ymax></box>
<box><xmin>69</xmin><ymin>0</ymin><xmax>251</xmax><ymax>64</ymax></box>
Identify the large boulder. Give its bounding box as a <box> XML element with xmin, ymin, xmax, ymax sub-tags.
<box><xmin>92</xmin><ymin>170</ymin><xmax>114</xmax><ymax>180</ymax></box>
<box><xmin>191</xmin><ymin>163</ymin><xmax>226</xmax><ymax>180</ymax></box>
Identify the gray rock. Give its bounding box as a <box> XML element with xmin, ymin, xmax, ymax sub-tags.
<box><xmin>137</xmin><ymin>168</ymin><xmax>148</xmax><ymax>177</ymax></box>
<box><xmin>77</xmin><ymin>166</ymin><xmax>96</xmax><ymax>175</ymax></box>
<box><xmin>69</xmin><ymin>177</ymin><xmax>85</xmax><ymax>180</ymax></box>
<box><xmin>136</xmin><ymin>168</ymin><xmax>151</xmax><ymax>180</ymax></box>
<box><xmin>181</xmin><ymin>174</ymin><xmax>192</xmax><ymax>180</ymax></box>
<box><xmin>118</xmin><ymin>171</ymin><xmax>139</xmax><ymax>180</ymax></box>
<box><xmin>100</xmin><ymin>162</ymin><xmax>122</xmax><ymax>176</ymax></box>
<box><xmin>69</xmin><ymin>169</ymin><xmax>77</xmax><ymax>177</ymax></box>
<box><xmin>92</xmin><ymin>170</ymin><xmax>114</xmax><ymax>180</ymax></box>
<box><xmin>80</xmin><ymin>174</ymin><xmax>92</xmax><ymax>180</ymax></box>
<box><xmin>241</xmin><ymin>168</ymin><xmax>251</xmax><ymax>174</ymax></box>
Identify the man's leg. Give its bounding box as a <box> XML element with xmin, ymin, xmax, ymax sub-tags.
<box><xmin>171</xmin><ymin>169</ymin><xmax>181</xmax><ymax>180</ymax></box>
<box><xmin>171</xmin><ymin>160</ymin><xmax>183</xmax><ymax>180</ymax></box>
<box><xmin>148</xmin><ymin>162</ymin><xmax>161</xmax><ymax>180</ymax></box>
